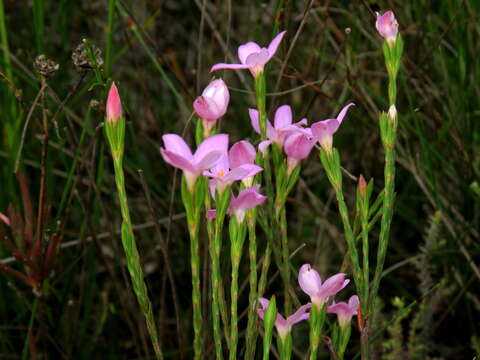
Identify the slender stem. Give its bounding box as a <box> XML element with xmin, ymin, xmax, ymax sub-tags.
<box><xmin>258</xmin><ymin>241</ymin><xmax>271</xmax><ymax>298</ymax></box>
<box><xmin>309</xmin><ymin>303</ymin><xmax>326</xmax><ymax>360</ymax></box>
<box><xmin>245</xmin><ymin>211</ymin><xmax>258</xmax><ymax>359</ymax></box>
<box><xmin>229</xmin><ymin>221</ymin><xmax>246</xmax><ymax>360</ymax></box>
<box><xmin>188</xmin><ymin>217</ymin><xmax>203</xmax><ymax>360</ymax></box>
<box><xmin>321</xmin><ymin>151</ymin><xmax>363</xmax><ymax>295</ymax></box>
<box><xmin>210</xmin><ymin>222</ymin><xmax>224</xmax><ymax>359</ymax></box>
<box><xmin>360</xmin><ymin>201</ymin><xmax>370</xmax><ymax>359</ymax></box>
<box><xmin>111</xmin><ymin>157</ymin><xmax>163</xmax><ymax>360</ymax></box>
<box><xmin>105</xmin><ymin>0</ymin><xmax>115</xmax><ymax>77</ymax></box>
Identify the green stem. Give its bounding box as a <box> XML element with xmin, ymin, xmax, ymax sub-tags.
<box><xmin>245</xmin><ymin>211</ymin><xmax>259</xmax><ymax>359</ymax></box>
<box><xmin>229</xmin><ymin>221</ymin><xmax>246</xmax><ymax>360</ymax></box>
<box><xmin>105</xmin><ymin>0</ymin><xmax>115</xmax><ymax>77</ymax></box>
<box><xmin>182</xmin><ymin>178</ymin><xmax>204</xmax><ymax>360</ymax></box>
<box><xmin>210</xmin><ymin>224</ymin><xmax>224</xmax><ymax>359</ymax></box>
<box><xmin>111</xmin><ymin>157</ymin><xmax>163</xmax><ymax>360</ymax></box>
<box><xmin>309</xmin><ymin>303</ymin><xmax>326</xmax><ymax>360</ymax></box>
<box><xmin>321</xmin><ymin>150</ymin><xmax>363</xmax><ymax>297</ymax></box>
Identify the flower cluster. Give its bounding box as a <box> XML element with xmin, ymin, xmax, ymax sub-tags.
<box><xmin>257</xmin><ymin>264</ymin><xmax>359</xmax><ymax>339</ymax></box>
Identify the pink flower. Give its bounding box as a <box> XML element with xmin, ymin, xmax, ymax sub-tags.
<box><xmin>249</xmin><ymin>105</ymin><xmax>308</xmax><ymax>153</ymax></box>
<box><xmin>283</xmin><ymin>129</ymin><xmax>316</xmax><ymax>174</ymax></box>
<box><xmin>228</xmin><ymin>185</ymin><xmax>267</xmax><ymax>223</ymax></box>
<box><xmin>211</xmin><ymin>31</ymin><xmax>286</xmax><ymax>78</ymax></box>
<box><xmin>311</xmin><ymin>103</ymin><xmax>355</xmax><ymax>153</ymax></box>
<box><xmin>193</xmin><ymin>79</ymin><xmax>230</xmax><ymax>136</ymax></box>
<box><xmin>204</xmin><ymin>152</ymin><xmax>263</xmax><ymax>195</ymax></box>
<box><xmin>298</xmin><ymin>264</ymin><xmax>350</xmax><ymax>308</ymax></box>
<box><xmin>106</xmin><ymin>82</ymin><xmax>122</xmax><ymax>124</ymax></box>
<box><xmin>229</xmin><ymin>140</ymin><xmax>257</xmax><ymax>186</ymax></box>
<box><xmin>0</xmin><ymin>212</ymin><xmax>10</xmax><ymax>227</ymax></box>
<box><xmin>257</xmin><ymin>297</ymin><xmax>311</xmax><ymax>340</ymax></box>
<box><xmin>327</xmin><ymin>295</ymin><xmax>360</xmax><ymax>328</ymax></box>
<box><xmin>375</xmin><ymin>11</ymin><xmax>399</xmax><ymax>44</ymax></box>
<box><xmin>160</xmin><ymin>134</ymin><xmax>228</xmax><ymax>191</ymax></box>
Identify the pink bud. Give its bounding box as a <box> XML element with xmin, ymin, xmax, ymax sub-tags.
<box><xmin>375</xmin><ymin>11</ymin><xmax>399</xmax><ymax>44</ymax></box>
<box><xmin>106</xmin><ymin>82</ymin><xmax>122</xmax><ymax>124</ymax></box>
<box><xmin>193</xmin><ymin>79</ymin><xmax>230</xmax><ymax>131</ymax></box>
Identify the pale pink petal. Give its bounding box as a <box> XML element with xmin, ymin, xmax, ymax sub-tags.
<box><xmin>266</xmin><ymin>31</ymin><xmax>286</xmax><ymax>61</ymax></box>
<box><xmin>194</xmin><ymin>134</ymin><xmax>228</xmax><ymax>164</ymax></box>
<box><xmin>229</xmin><ymin>140</ymin><xmax>256</xmax><ymax>168</ymax></box>
<box><xmin>284</xmin><ymin>131</ymin><xmax>315</xmax><ymax>161</ymax></box>
<box><xmin>0</xmin><ymin>212</ymin><xmax>10</xmax><ymax>227</ymax></box>
<box><xmin>274</xmin><ymin>105</ymin><xmax>293</xmax><ymax>129</ymax></box>
<box><xmin>298</xmin><ymin>264</ymin><xmax>322</xmax><ymax>298</ymax></box>
<box><xmin>245</xmin><ymin>49</ymin><xmax>269</xmax><ymax>67</ymax></box>
<box><xmin>223</xmin><ymin>164</ymin><xmax>263</xmax><ymax>183</ymax></box>
<box><xmin>160</xmin><ymin>148</ymin><xmax>196</xmax><ymax>174</ymax></box>
<box><xmin>211</xmin><ymin>63</ymin><xmax>251</xmax><ymax>72</ymax></box>
<box><xmin>288</xmin><ymin>303</ymin><xmax>312</xmax><ymax>325</ymax></box>
<box><xmin>249</xmin><ymin>108</ymin><xmax>261</xmax><ymax>134</ymax></box>
<box><xmin>294</xmin><ymin>118</ymin><xmax>308</xmax><ymax>127</ymax></box>
<box><xmin>336</xmin><ymin>103</ymin><xmax>355</xmax><ymax>125</ymax></box>
<box><xmin>229</xmin><ymin>185</ymin><xmax>266</xmax><ymax>215</ymax></box>
<box><xmin>257</xmin><ymin>297</ymin><xmax>270</xmax><ymax>320</ymax></box>
<box><xmin>317</xmin><ymin>273</ymin><xmax>349</xmax><ymax>299</ymax></box>
<box><xmin>238</xmin><ymin>42</ymin><xmax>262</xmax><ymax>64</ymax></box>
<box><xmin>266</xmin><ymin>120</ymin><xmax>277</xmax><ymax>141</ymax></box>
<box><xmin>258</xmin><ymin>140</ymin><xmax>272</xmax><ymax>155</ymax></box>
<box><xmin>195</xmin><ymin>151</ymin><xmax>225</xmax><ymax>172</ymax></box>
<box><xmin>193</xmin><ymin>96</ymin><xmax>220</xmax><ymax>121</ymax></box>
<box><xmin>162</xmin><ymin>134</ymin><xmax>193</xmax><ymax>159</ymax></box>
<box><xmin>209</xmin><ymin>154</ymin><xmax>230</xmax><ymax>176</ymax></box>
<box><xmin>311</xmin><ymin>119</ymin><xmax>339</xmax><ymax>149</ymax></box>
<box><xmin>348</xmin><ymin>295</ymin><xmax>360</xmax><ymax>315</ymax></box>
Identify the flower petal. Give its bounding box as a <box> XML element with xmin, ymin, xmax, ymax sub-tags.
<box><xmin>210</xmin><ymin>63</ymin><xmax>251</xmax><ymax>72</ymax></box>
<box><xmin>249</xmin><ymin>108</ymin><xmax>261</xmax><ymax>134</ymax></box>
<box><xmin>288</xmin><ymin>303</ymin><xmax>312</xmax><ymax>325</ymax></box>
<box><xmin>160</xmin><ymin>148</ymin><xmax>196</xmax><ymax>174</ymax></box>
<box><xmin>238</xmin><ymin>42</ymin><xmax>262</xmax><ymax>64</ymax></box>
<box><xmin>162</xmin><ymin>134</ymin><xmax>193</xmax><ymax>159</ymax></box>
<box><xmin>229</xmin><ymin>140</ymin><xmax>256</xmax><ymax>168</ymax></box>
<box><xmin>317</xmin><ymin>273</ymin><xmax>349</xmax><ymax>299</ymax></box>
<box><xmin>336</xmin><ymin>103</ymin><xmax>355</xmax><ymax>125</ymax></box>
<box><xmin>298</xmin><ymin>264</ymin><xmax>322</xmax><ymax>298</ymax></box>
<box><xmin>258</xmin><ymin>140</ymin><xmax>272</xmax><ymax>155</ymax></box>
<box><xmin>245</xmin><ymin>48</ymin><xmax>269</xmax><ymax>67</ymax></box>
<box><xmin>267</xmin><ymin>31</ymin><xmax>286</xmax><ymax>61</ymax></box>
<box><xmin>274</xmin><ymin>105</ymin><xmax>293</xmax><ymax>129</ymax></box>
<box><xmin>223</xmin><ymin>164</ymin><xmax>263</xmax><ymax>184</ymax></box>
<box><xmin>194</xmin><ymin>134</ymin><xmax>228</xmax><ymax>166</ymax></box>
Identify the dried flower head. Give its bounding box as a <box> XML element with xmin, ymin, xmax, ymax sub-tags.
<box><xmin>34</xmin><ymin>55</ymin><xmax>59</xmax><ymax>77</ymax></box>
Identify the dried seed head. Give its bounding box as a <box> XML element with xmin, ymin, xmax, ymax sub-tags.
<box><xmin>34</xmin><ymin>55</ymin><xmax>59</xmax><ymax>77</ymax></box>
<box><xmin>71</xmin><ymin>42</ymin><xmax>104</xmax><ymax>72</ymax></box>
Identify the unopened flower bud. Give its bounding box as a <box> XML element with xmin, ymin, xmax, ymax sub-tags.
<box><xmin>388</xmin><ymin>104</ymin><xmax>397</xmax><ymax>126</ymax></box>
<box><xmin>193</xmin><ymin>79</ymin><xmax>230</xmax><ymax>137</ymax></box>
<box><xmin>106</xmin><ymin>82</ymin><xmax>122</xmax><ymax>124</ymax></box>
<box><xmin>358</xmin><ymin>174</ymin><xmax>367</xmax><ymax>199</ymax></box>
<box><xmin>375</xmin><ymin>11</ymin><xmax>399</xmax><ymax>45</ymax></box>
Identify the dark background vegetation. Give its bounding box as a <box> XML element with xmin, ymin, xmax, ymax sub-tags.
<box><xmin>0</xmin><ymin>0</ymin><xmax>479</xmax><ymax>358</ymax></box>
